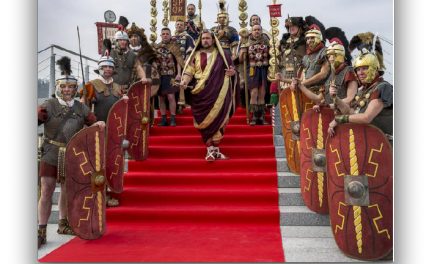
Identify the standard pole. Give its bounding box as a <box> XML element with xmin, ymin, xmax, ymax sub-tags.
<box><xmin>49</xmin><ymin>46</ymin><xmax>55</xmax><ymax>98</ymax></box>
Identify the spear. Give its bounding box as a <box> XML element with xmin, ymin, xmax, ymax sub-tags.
<box><xmin>76</xmin><ymin>26</ymin><xmax>88</xmax><ymax>106</ymax></box>
<box><xmin>198</xmin><ymin>0</ymin><xmax>203</xmax><ymax>29</ymax></box>
<box><xmin>76</xmin><ymin>26</ymin><xmax>85</xmax><ymax>87</ymax></box>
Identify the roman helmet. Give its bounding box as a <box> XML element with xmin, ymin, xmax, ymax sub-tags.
<box><xmin>55</xmin><ymin>56</ymin><xmax>78</xmax><ymax>100</ymax></box>
<box><xmin>325</xmin><ymin>27</ymin><xmax>351</xmax><ymax>68</ymax></box>
<box><xmin>353</xmin><ymin>48</ymin><xmax>381</xmax><ymax>84</ymax></box>
<box><xmin>349</xmin><ymin>32</ymin><xmax>385</xmax><ymax>74</ymax></box>
<box><xmin>95</xmin><ymin>39</ymin><xmax>115</xmax><ymax>76</ymax></box>
<box><xmin>304</xmin><ymin>16</ymin><xmax>326</xmax><ymax>49</ymax></box>
<box><xmin>216</xmin><ymin>0</ymin><xmax>230</xmax><ymax>25</ymax></box>
<box><xmin>114</xmin><ymin>16</ymin><xmax>130</xmax><ymax>44</ymax></box>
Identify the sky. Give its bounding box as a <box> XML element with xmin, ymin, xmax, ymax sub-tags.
<box><xmin>38</xmin><ymin>0</ymin><xmax>393</xmax><ymax>82</ymax></box>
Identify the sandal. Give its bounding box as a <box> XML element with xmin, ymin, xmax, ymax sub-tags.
<box><xmin>107</xmin><ymin>197</ymin><xmax>120</xmax><ymax>207</ymax></box>
<box><xmin>57</xmin><ymin>219</ymin><xmax>75</xmax><ymax>235</ymax></box>
<box><xmin>205</xmin><ymin>146</ymin><xmax>216</xmax><ymax>162</ymax></box>
<box><xmin>38</xmin><ymin>227</ymin><xmax>47</xmax><ymax>248</ymax></box>
<box><xmin>213</xmin><ymin>147</ymin><xmax>229</xmax><ymax>160</ymax></box>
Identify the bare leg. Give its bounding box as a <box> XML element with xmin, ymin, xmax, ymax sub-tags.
<box><xmin>58</xmin><ymin>181</ymin><xmax>68</xmax><ymax>220</ymax></box>
<box><xmin>38</xmin><ymin>176</ymin><xmax>56</xmax><ymax>225</ymax></box>
<box><xmin>258</xmin><ymin>85</ymin><xmax>266</xmax><ymax>105</ymax></box>
<box><xmin>167</xmin><ymin>93</ymin><xmax>177</xmax><ymax>115</ymax></box>
<box><xmin>250</xmin><ymin>88</ymin><xmax>258</xmax><ymax>105</ymax></box>
<box><xmin>57</xmin><ymin>181</ymin><xmax>75</xmax><ymax>235</ymax></box>
<box><xmin>158</xmin><ymin>95</ymin><xmax>167</xmax><ymax>116</ymax></box>
<box><xmin>250</xmin><ymin>88</ymin><xmax>258</xmax><ymax>125</ymax></box>
<box><xmin>258</xmin><ymin>85</ymin><xmax>268</xmax><ymax>125</ymax></box>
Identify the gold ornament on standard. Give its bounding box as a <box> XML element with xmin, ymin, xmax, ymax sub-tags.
<box><xmin>150</xmin><ymin>0</ymin><xmax>158</xmax><ymax>43</ymax></box>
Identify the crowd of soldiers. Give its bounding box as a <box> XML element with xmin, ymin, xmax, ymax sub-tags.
<box><xmin>37</xmin><ymin>1</ymin><xmax>393</xmax><ymax>259</ymax></box>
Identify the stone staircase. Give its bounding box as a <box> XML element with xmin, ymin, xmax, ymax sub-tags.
<box><xmin>43</xmin><ymin>105</ymin><xmax>360</xmax><ymax>262</ymax></box>
<box><xmin>48</xmin><ymin>106</ymin><xmax>330</xmax><ymax>227</ymax></box>
<box><xmin>272</xmin><ymin>106</ymin><xmax>329</xmax><ymax>227</ymax></box>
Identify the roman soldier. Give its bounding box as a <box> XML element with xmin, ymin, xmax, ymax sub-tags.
<box><xmin>81</xmin><ymin>51</ymin><xmax>123</xmax><ymax>122</ymax></box>
<box><xmin>37</xmin><ymin>56</ymin><xmax>103</xmax><ymax>248</ymax></box>
<box><xmin>325</xmin><ymin>46</ymin><xmax>393</xmax><ymax>261</ymax></box>
<box><xmin>328</xmin><ymin>47</ymin><xmax>392</xmax><ymax>138</ymax></box>
<box><xmin>111</xmin><ymin>16</ymin><xmax>149</xmax><ymax>93</ymax></box>
<box><xmin>323</xmin><ymin>27</ymin><xmax>357</xmax><ymax>106</ymax></box>
<box><xmin>155</xmin><ymin>28</ymin><xmax>185</xmax><ymax>126</ymax></box>
<box><xmin>127</xmin><ymin>22</ymin><xmax>147</xmax><ymax>56</ymax></box>
<box><xmin>239</xmin><ymin>24</ymin><xmax>270</xmax><ymax>125</ymax></box>
<box><xmin>210</xmin><ymin>0</ymin><xmax>239</xmax><ymax>60</ymax></box>
<box><xmin>186</xmin><ymin>3</ymin><xmax>204</xmax><ymax>40</ymax></box>
<box><xmin>173</xmin><ymin>19</ymin><xmax>195</xmax><ymax>113</ymax></box>
<box><xmin>173</xmin><ymin>19</ymin><xmax>195</xmax><ymax>62</ymax></box>
<box><xmin>299</xmin><ymin>15</ymin><xmax>330</xmax><ymax>106</ymax></box>
<box><xmin>293</xmin><ymin>27</ymin><xmax>358</xmax><ymax>108</ymax></box>
<box><xmin>274</xmin><ymin>16</ymin><xmax>307</xmax><ymax>91</ymax></box>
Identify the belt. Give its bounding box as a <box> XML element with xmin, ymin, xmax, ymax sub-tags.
<box><xmin>45</xmin><ymin>139</ymin><xmax>66</xmax><ymax>148</ymax></box>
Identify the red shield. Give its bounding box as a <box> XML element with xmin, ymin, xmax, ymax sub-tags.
<box><xmin>326</xmin><ymin>124</ymin><xmax>393</xmax><ymax>260</ymax></box>
<box><xmin>279</xmin><ymin>88</ymin><xmax>313</xmax><ymax>173</ymax></box>
<box><xmin>126</xmin><ymin>81</ymin><xmax>151</xmax><ymax>160</ymax></box>
<box><xmin>65</xmin><ymin>126</ymin><xmax>106</xmax><ymax>240</ymax></box>
<box><xmin>300</xmin><ymin>107</ymin><xmax>334</xmax><ymax>214</ymax></box>
<box><xmin>105</xmin><ymin>98</ymin><xmax>128</xmax><ymax>193</ymax></box>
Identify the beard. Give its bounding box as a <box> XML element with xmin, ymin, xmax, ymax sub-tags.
<box><xmin>202</xmin><ymin>42</ymin><xmax>213</xmax><ymax>49</ymax></box>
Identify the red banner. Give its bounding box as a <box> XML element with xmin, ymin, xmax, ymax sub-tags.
<box><xmin>95</xmin><ymin>22</ymin><xmax>119</xmax><ymax>55</ymax></box>
<box><xmin>170</xmin><ymin>0</ymin><xmax>187</xmax><ymax>21</ymax></box>
<box><xmin>268</xmin><ymin>4</ymin><xmax>282</xmax><ymax>18</ymax></box>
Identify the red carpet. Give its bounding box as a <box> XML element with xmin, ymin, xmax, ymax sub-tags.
<box><xmin>40</xmin><ymin>107</ymin><xmax>285</xmax><ymax>262</ymax></box>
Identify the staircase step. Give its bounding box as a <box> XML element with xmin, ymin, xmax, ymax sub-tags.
<box><xmin>124</xmin><ymin>172</ymin><xmax>277</xmax><ymax>187</ymax></box>
<box><xmin>278</xmin><ymin>188</ymin><xmax>304</xmax><ymax>206</ymax></box>
<box><xmin>280</xmin><ymin>206</ymin><xmax>330</xmax><ymax>226</ymax></box>
<box><xmin>106</xmin><ymin>205</ymin><xmax>280</xmax><ymax>224</ymax></box>
<box><xmin>278</xmin><ymin>172</ymin><xmax>300</xmax><ymax>188</ymax></box>
<box><xmin>149</xmin><ymin>124</ymin><xmax>272</xmax><ymax>136</ymax></box>
<box><xmin>281</xmin><ymin>226</ymin><xmax>361</xmax><ymax>262</ymax></box>
<box><xmin>148</xmin><ymin>145</ymin><xmax>275</xmax><ymax>159</ymax></box>
<box><xmin>119</xmin><ymin>186</ymin><xmax>278</xmax><ymax>206</ymax></box>
<box><xmin>149</xmin><ymin>134</ymin><xmax>274</xmax><ymax>146</ymax></box>
<box><xmin>275</xmin><ymin>146</ymin><xmax>286</xmax><ymax>158</ymax></box>
<box><xmin>157</xmin><ymin>115</ymin><xmax>267</xmax><ymax>125</ymax></box>
<box><xmin>274</xmin><ymin>135</ymin><xmax>285</xmax><ymax>146</ymax></box>
<box><xmin>276</xmin><ymin>158</ymin><xmax>289</xmax><ymax>172</ymax></box>
<box><xmin>50</xmin><ymin>199</ymin><xmax>329</xmax><ymax>227</ymax></box>
<box><xmin>129</xmin><ymin>158</ymin><xmax>277</xmax><ymax>173</ymax></box>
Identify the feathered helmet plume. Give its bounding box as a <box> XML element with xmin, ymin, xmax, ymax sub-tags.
<box><xmin>349</xmin><ymin>32</ymin><xmax>385</xmax><ymax>71</ymax></box>
<box><xmin>114</xmin><ymin>16</ymin><xmax>130</xmax><ymax>41</ymax></box>
<box><xmin>56</xmin><ymin>56</ymin><xmax>77</xmax><ymax>84</ymax></box>
<box><xmin>55</xmin><ymin>56</ymin><xmax>77</xmax><ymax>99</ymax></box>
<box><xmin>118</xmin><ymin>16</ymin><xmax>129</xmax><ymax>31</ymax></box>
<box><xmin>305</xmin><ymin>15</ymin><xmax>326</xmax><ymax>41</ymax></box>
<box><xmin>325</xmin><ymin>27</ymin><xmax>352</xmax><ymax>64</ymax></box>
<box><xmin>217</xmin><ymin>0</ymin><xmax>229</xmax><ymax>21</ymax></box>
